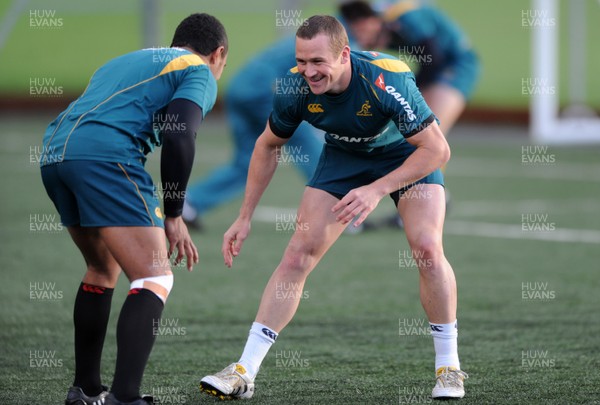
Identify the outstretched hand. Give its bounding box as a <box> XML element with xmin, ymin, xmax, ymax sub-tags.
<box><xmin>164</xmin><ymin>216</ymin><xmax>198</xmax><ymax>271</ymax></box>
<box><xmin>331</xmin><ymin>185</ymin><xmax>385</xmax><ymax>227</ymax></box>
<box><xmin>222</xmin><ymin>217</ymin><xmax>251</xmax><ymax>268</ymax></box>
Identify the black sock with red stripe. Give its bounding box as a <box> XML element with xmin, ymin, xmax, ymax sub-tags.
<box><xmin>111</xmin><ymin>288</ymin><xmax>164</xmax><ymax>402</ymax></box>
<box><xmin>73</xmin><ymin>282</ymin><xmax>114</xmax><ymax>396</ymax></box>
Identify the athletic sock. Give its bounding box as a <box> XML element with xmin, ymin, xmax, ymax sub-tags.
<box><xmin>429</xmin><ymin>320</ymin><xmax>460</xmax><ymax>371</ymax></box>
<box><xmin>73</xmin><ymin>282</ymin><xmax>113</xmax><ymax>396</ymax></box>
<box><xmin>111</xmin><ymin>288</ymin><xmax>164</xmax><ymax>402</ymax></box>
<box><xmin>238</xmin><ymin>322</ymin><xmax>278</xmax><ymax>379</ymax></box>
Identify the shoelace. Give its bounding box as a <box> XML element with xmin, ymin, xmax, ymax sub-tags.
<box><xmin>438</xmin><ymin>369</ymin><xmax>469</xmax><ymax>386</ymax></box>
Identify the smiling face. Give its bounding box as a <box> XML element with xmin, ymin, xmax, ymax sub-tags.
<box><xmin>295</xmin><ymin>33</ymin><xmax>351</xmax><ymax>95</ymax></box>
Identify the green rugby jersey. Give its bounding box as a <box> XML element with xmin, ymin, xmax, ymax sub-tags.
<box><xmin>269</xmin><ymin>50</ymin><xmax>436</xmax><ymax>153</ymax></box>
<box><xmin>41</xmin><ymin>48</ymin><xmax>217</xmax><ymax>166</ymax></box>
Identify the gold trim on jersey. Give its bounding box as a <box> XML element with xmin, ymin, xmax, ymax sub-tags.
<box><xmin>117</xmin><ymin>163</ymin><xmax>155</xmax><ymax>227</ymax></box>
<box><xmin>383</xmin><ymin>1</ymin><xmax>417</xmax><ymax>22</ymax></box>
<box><xmin>358</xmin><ymin>73</ymin><xmax>381</xmax><ymax>102</ymax></box>
<box><xmin>51</xmin><ymin>53</ymin><xmax>205</xmax><ymax>160</ymax></box>
<box><xmin>59</xmin><ymin>74</ymin><xmax>163</xmax><ymax>160</ymax></box>
<box><xmin>290</xmin><ymin>66</ymin><xmax>299</xmax><ymax>74</ymax></box>
<box><xmin>159</xmin><ymin>54</ymin><xmax>205</xmax><ymax>75</ymax></box>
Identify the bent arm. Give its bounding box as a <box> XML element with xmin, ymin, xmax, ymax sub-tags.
<box><xmin>370</xmin><ymin>121</ymin><xmax>449</xmax><ymax>198</ymax></box>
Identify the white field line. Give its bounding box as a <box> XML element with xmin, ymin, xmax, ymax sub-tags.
<box><xmin>444</xmin><ymin>220</ymin><xmax>600</xmax><ymax>244</ymax></box>
<box><xmin>254</xmin><ymin>206</ymin><xmax>600</xmax><ymax>244</ymax></box>
<box><xmin>450</xmin><ymin>199</ymin><xmax>599</xmax><ymax>217</ymax></box>
<box><xmin>448</xmin><ymin>157</ymin><xmax>600</xmax><ymax>182</ymax></box>
<box><xmin>253</xmin><ymin>206</ymin><xmax>297</xmax><ymax>222</ymax></box>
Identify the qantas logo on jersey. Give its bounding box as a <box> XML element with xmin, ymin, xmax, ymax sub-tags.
<box><xmin>384</xmin><ymin>85</ymin><xmax>416</xmax><ymax>121</ymax></box>
<box><xmin>374</xmin><ymin>73</ymin><xmax>386</xmax><ymax>91</ymax></box>
<box><xmin>329</xmin><ymin>126</ymin><xmax>389</xmax><ymax>143</ymax></box>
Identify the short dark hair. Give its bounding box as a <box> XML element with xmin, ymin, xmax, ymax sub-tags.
<box><xmin>296</xmin><ymin>15</ymin><xmax>349</xmax><ymax>56</ymax></box>
<box><xmin>171</xmin><ymin>13</ymin><xmax>228</xmax><ymax>56</ymax></box>
<box><xmin>339</xmin><ymin>1</ymin><xmax>378</xmax><ymax>23</ymax></box>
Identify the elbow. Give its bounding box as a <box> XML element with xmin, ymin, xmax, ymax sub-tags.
<box><xmin>437</xmin><ymin>139</ymin><xmax>451</xmax><ymax>168</ymax></box>
<box><xmin>255</xmin><ymin>133</ymin><xmax>275</xmax><ymax>154</ymax></box>
<box><xmin>256</xmin><ymin>131</ymin><xmax>284</xmax><ymax>153</ymax></box>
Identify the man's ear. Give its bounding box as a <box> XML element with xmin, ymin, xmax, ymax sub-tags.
<box><xmin>210</xmin><ymin>46</ymin><xmax>226</xmax><ymax>64</ymax></box>
<box><xmin>340</xmin><ymin>45</ymin><xmax>351</xmax><ymax>64</ymax></box>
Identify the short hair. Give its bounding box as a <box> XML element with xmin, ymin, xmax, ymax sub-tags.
<box><xmin>339</xmin><ymin>1</ymin><xmax>378</xmax><ymax>23</ymax></box>
<box><xmin>296</xmin><ymin>15</ymin><xmax>349</xmax><ymax>56</ymax></box>
<box><xmin>171</xmin><ymin>13</ymin><xmax>228</xmax><ymax>56</ymax></box>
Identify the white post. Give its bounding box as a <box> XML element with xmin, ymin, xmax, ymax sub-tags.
<box><xmin>530</xmin><ymin>0</ymin><xmax>559</xmax><ymax>144</ymax></box>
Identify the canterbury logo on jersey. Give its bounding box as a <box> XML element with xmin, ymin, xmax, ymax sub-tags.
<box><xmin>307</xmin><ymin>103</ymin><xmax>324</xmax><ymax>113</ymax></box>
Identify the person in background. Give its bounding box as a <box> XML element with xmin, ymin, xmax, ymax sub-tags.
<box><xmin>340</xmin><ymin>0</ymin><xmax>480</xmax><ymax>228</ymax></box>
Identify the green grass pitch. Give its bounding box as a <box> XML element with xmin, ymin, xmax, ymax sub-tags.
<box><xmin>1</xmin><ymin>113</ymin><xmax>599</xmax><ymax>404</ymax></box>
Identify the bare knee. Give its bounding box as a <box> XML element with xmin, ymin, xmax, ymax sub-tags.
<box><xmin>278</xmin><ymin>245</ymin><xmax>317</xmax><ymax>278</ymax></box>
<box><xmin>408</xmin><ymin>235</ymin><xmax>445</xmax><ymax>273</ymax></box>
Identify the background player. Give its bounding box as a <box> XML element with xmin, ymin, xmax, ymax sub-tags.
<box><xmin>40</xmin><ymin>13</ymin><xmax>227</xmax><ymax>405</ymax></box>
<box><xmin>340</xmin><ymin>0</ymin><xmax>480</xmax><ymax>228</ymax></box>
<box><xmin>199</xmin><ymin>15</ymin><xmax>467</xmax><ymax>400</ymax></box>
<box><xmin>340</xmin><ymin>0</ymin><xmax>480</xmax><ymax>136</ymax></box>
<box><xmin>182</xmin><ymin>37</ymin><xmax>323</xmax><ymax>230</ymax></box>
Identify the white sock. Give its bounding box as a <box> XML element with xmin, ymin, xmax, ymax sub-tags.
<box><xmin>430</xmin><ymin>320</ymin><xmax>460</xmax><ymax>371</ymax></box>
<box><xmin>238</xmin><ymin>322</ymin><xmax>278</xmax><ymax>379</ymax></box>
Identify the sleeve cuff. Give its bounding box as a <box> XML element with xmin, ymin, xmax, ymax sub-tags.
<box><xmin>268</xmin><ymin>114</ymin><xmax>295</xmax><ymax>139</ymax></box>
<box><xmin>403</xmin><ymin>113</ymin><xmax>436</xmax><ymax>138</ymax></box>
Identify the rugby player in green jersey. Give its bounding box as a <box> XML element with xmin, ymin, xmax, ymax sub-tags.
<box><xmin>200</xmin><ymin>15</ymin><xmax>466</xmax><ymax>401</ymax></box>
<box><xmin>41</xmin><ymin>13</ymin><xmax>227</xmax><ymax>405</ymax></box>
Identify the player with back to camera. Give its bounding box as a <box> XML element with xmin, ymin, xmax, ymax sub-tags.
<box><xmin>199</xmin><ymin>15</ymin><xmax>468</xmax><ymax>401</ymax></box>
<box><xmin>40</xmin><ymin>13</ymin><xmax>227</xmax><ymax>405</ymax></box>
